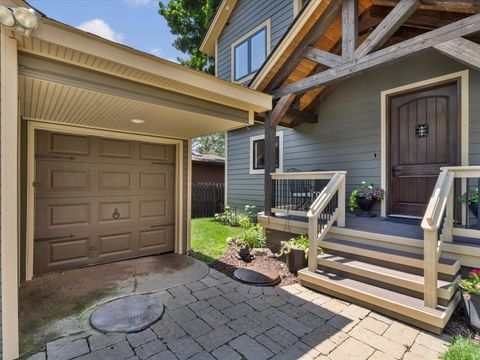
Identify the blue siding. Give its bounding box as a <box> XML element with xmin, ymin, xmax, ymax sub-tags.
<box><xmin>217</xmin><ymin>0</ymin><xmax>294</xmax><ymax>84</ymax></box>
<box><xmin>227</xmin><ymin>50</ymin><xmax>480</xmax><ymax>211</ymax></box>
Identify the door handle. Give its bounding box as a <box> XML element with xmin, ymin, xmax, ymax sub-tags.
<box><xmin>392</xmin><ymin>167</ymin><xmax>397</xmax><ymax>177</ymax></box>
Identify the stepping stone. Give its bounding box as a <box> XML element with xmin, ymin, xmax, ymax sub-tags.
<box><xmin>233</xmin><ymin>267</ymin><xmax>280</xmax><ymax>286</ymax></box>
<box><xmin>90</xmin><ymin>294</ymin><xmax>164</xmax><ymax>333</ymax></box>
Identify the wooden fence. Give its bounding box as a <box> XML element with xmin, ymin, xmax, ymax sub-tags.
<box><xmin>192</xmin><ymin>183</ymin><xmax>225</xmax><ymax>218</ymax></box>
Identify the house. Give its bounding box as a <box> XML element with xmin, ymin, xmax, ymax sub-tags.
<box><xmin>192</xmin><ymin>152</ymin><xmax>225</xmax><ymax>184</ymax></box>
<box><xmin>201</xmin><ymin>0</ymin><xmax>480</xmax><ymax>333</ymax></box>
<box><xmin>0</xmin><ymin>0</ymin><xmax>271</xmax><ymax>358</ymax></box>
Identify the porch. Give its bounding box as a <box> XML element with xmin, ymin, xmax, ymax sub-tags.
<box><xmin>258</xmin><ymin>169</ymin><xmax>480</xmax><ymax>333</ymax></box>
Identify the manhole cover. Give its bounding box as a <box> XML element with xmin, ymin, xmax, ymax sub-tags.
<box><xmin>90</xmin><ymin>295</ymin><xmax>164</xmax><ymax>333</ymax></box>
<box><xmin>233</xmin><ymin>267</ymin><xmax>280</xmax><ymax>286</ymax></box>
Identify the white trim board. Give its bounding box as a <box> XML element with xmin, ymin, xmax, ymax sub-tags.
<box><xmin>25</xmin><ymin>121</ymin><xmax>185</xmax><ymax>280</ymax></box>
<box><xmin>380</xmin><ymin>70</ymin><xmax>469</xmax><ymax>217</ymax></box>
<box><xmin>249</xmin><ymin>131</ymin><xmax>284</xmax><ymax>175</ymax></box>
<box><xmin>1</xmin><ymin>27</ymin><xmax>20</xmax><ymax>360</ymax></box>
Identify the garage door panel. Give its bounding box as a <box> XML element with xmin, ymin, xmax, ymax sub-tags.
<box><xmin>138</xmin><ymin>165</ymin><xmax>175</xmax><ymax>193</ymax></box>
<box><xmin>139</xmin><ymin>197</ymin><xmax>174</xmax><ymax>224</ymax></box>
<box><xmin>139</xmin><ymin>226</ymin><xmax>174</xmax><ymax>253</ymax></box>
<box><xmin>36</xmin><ymin>131</ymin><xmax>92</xmax><ymax>157</ymax></box>
<box><xmin>36</xmin><ymin>161</ymin><xmax>93</xmax><ymax>198</ymax></box>
<box><xmin>98</xmin><ymin>232</ymin><xmax>135</xmax><ymax>258</ymax></box>
<box><xmin>36</xmin><ymin>199</ymin><xmax>93</xmax><ymax>234</ymax></box>
<box><xmin>140</xmin><ymin>142</ymin><xmax>175</xmax><ymax>163</ymax></box>
<box><xmin>98</xmin><ymin>201</ymin><xmax>132</xmax><ymax>222</ymax></box>
<box><xmin>98</xmin><ymin>168</ymin><xmax>133</xmax><ymax>191</ymax></box>
<box><xmin>99</xmin><ymin>138</ymin><xmax>133</xmax><ymax>159</ymax></box>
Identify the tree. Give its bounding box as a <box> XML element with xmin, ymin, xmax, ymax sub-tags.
<box><xmin>193</xmin><ymin>133</ymin><xmax>225</xmax><ymax>156</ymax></box>
<box><xmin>159</xmin><ymin>0</ymin><xmax>221</xmax><ymax>74</ymax></box>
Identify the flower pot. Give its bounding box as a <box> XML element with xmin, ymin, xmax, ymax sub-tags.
<box><xmin>461</xmin><ymin>289</ymin><xmax>480</xmax><ymax>332</ymax></box>
<box><xmin>237</xmin><ymin>246</ymin><xmax>253</xmax><ymax>261</ymax></box>
<box><xmin>469</xmin><ymin>203</ymin><xmax>479</xmax><ymax>218</ymax></box>
<box><xmin>356</xmin><ymin>198</ymin><xmax>376</xmax><ymax>218</ymax></box>
<box><xmin>285</xmin><ymin>248</ymin><xmax>308</xmax><ymax>273</ymax></box>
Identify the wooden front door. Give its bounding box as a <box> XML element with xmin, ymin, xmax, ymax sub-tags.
<box><xmin>389</xmin><ymin>82</ymin><xmax>459</xmax><ymax>217</ymax></box>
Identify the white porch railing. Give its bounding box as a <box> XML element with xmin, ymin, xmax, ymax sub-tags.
<box><xmin>269</xmin><ymin>171</ymin><xmax>346</xmax><ymax>272</ymax></box>
<box><xmin>422</xmin><ymin>166</ymin><xmax>480</xmax><ymax>308</ymax></box>
<box><xmin>271</xmin><ymin>171</ymin><xmax>342</xmax><ymax>217</ymax></box>
<box><xmin>307</xmin><ymin>172</ymin><xmax>346</xmax><ymax>272</ymax></box>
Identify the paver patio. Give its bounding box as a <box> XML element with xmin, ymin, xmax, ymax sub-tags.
<box><xmin>27</xmin><ymin>268</ymin><xmax>450</xmax><ymax>360</ymax></box>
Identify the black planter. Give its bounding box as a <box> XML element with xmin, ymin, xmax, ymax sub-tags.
<box><xmin>285</xmin><ymin>248</ymin><xmax>308</xmax><ymax>273</ymax></box>
<box><xmin>237</xmin><ymin>246</ymin><xmax>254</xmax><ymax>261</ymax></box>
<box><xmin>461</xmin><ymin>289</ymin><xmax>480</xmax><ymax>332</ymax></box>
<box><xmin>469</xmin><ymin>203</ymin><xmax>479</xmax><ymax>218</ymax></box>
<box><xmin>356</xmin><ymin>198</ymin><xmax>376</xmax><ymax>218</ymax></box>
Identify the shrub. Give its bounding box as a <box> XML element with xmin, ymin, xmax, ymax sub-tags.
<box><xmin>443</xmin><ymin>336</ymin><xmax>480</xmax><ymax>360</ymax></box>
<box><xmin>228</xmin><ymin>223</ymin><xmax>266</xmax><ymax>249</ymax></box>
<box><xmin>214</xmin><ymin>206</ymin><xmax>240</xmax><ymax>227</ymax></box>
<box><xmin>277</xmin><ymin>233</ymin><xmax>323</xmax><ymax>259</ymax></box>
<box><xmin>215</xmin><ymin>205</ymin><xmax>258</xmax><ymax>227</ymax></box>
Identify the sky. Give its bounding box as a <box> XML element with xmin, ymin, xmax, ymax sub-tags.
<box><xmin>28</xmin><ymin>0</ymin><xmax>185</xmax><ymax>62</ymax></box>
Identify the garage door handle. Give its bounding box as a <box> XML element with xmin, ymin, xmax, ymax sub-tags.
<box><xmin>35</xmin><ymin>234</ymin><xmax>74</xmax><ymax>242</ymax></box>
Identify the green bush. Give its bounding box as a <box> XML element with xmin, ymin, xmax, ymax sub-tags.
<box><xmin>443</xmin><ymin>336</ymin><xmax>480</xmax><ymax>360</ymax></box>
<box><xmin>214</xmin><ymin>205</ymin><xmax>258</xmax><ymax>227</ymax></box>
<box><xmin>241</xmin><ymin>223</ymin><xmax>266</xmax><ymax>249</ymax></box>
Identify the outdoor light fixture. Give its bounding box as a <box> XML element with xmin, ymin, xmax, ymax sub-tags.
<box><xmin>0</xmin><ymin>6</ymin><xmax>15</xmax><ymax>27</ymax></box>
<box><xmin>0</xmin><ymin>5</ymin><xmax>38</xmax><ymax>36</ymax></box>
<box><xmin>130</xmin><ymin>119</ymin><xmax>145</xmax><ymax>124</ymax></box>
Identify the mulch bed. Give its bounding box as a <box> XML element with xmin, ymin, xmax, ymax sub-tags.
<box><xmin>209</xmin><ymin>244</ymin><xmax>299</xmax><ymax>287</ymax></box>
<box><xmin>445</xmin><ymin>305</ymin><xmax>480</xmax><ymax>343</ymax></box>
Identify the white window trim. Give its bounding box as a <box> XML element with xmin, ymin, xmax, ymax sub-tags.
<box><xmin>249</xmin><ymin>131</ymin><xmax>283</xmax><ymax>175</ymax></box>
<box><xmin>231</xmin><ymin>19</ymin><xmax>271</xmax><ymax>84</ymax></box>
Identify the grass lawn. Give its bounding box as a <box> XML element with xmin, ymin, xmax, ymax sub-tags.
<box><xmin>190</xmin><ymin>218</ymin><xmax>243</xmax><ymax>263</ymax></box>
<box><xmin>443</xmin><ymin>336</ymin><xmax>480</xmax><ymax>360</ymax></box>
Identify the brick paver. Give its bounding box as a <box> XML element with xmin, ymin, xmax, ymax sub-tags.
<box><xmin>29</xmin><ymin>268</ymin><xmax>451</xmax><ymax>360</ymax></box>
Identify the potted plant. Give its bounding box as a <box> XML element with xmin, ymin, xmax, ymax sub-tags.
<box><xmin>277</xmin><ymin>234</ymin><xmax>323</xmax><ymax>272</ymax></box>
<box><xmin>349</xmin><ymin>181</ymin><xmax>385</xmax><ymax>217</ymax></box>
<box><xmin>460</xmin><ymin>188</ymin><xmax>479</xmax><ymax>218</ymax></box>
<box><xmin>459</xmin><ymin>268</ymin><xmax>480</xmax><ymax>332</ymax></box>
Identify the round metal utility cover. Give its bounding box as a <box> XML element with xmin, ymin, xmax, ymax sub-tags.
<box><xmin>90</xmin><ymin>295</ymin><xmax>164</xmax><ymax>333</ymax></box>
<box><xmin>233</xmin><ymin>267</ymin><xmax>281</xmax><ymax>286</ymax></box>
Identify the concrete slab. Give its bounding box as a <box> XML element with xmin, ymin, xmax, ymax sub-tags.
<box><xmin>19</xmin><ymin>254</ymin><xmax>208</xmax><ymax>356</ymax></box>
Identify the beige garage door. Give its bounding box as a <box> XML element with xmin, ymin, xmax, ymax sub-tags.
<box><xmin>34</xmin><ymin>130</ymin><xmax>176</xmax><ymax>274</ymax></box>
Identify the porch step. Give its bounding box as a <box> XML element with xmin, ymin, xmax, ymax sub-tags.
<box><xmin>298</xmin><ymin>268</ymin><xmax>460</xmax><ymax>334</ymax></box>
<box><xmin>317</xmin><ymin>253</ymin><xmax>459</xmax><ymax>301</ymax></box>
<box><xmin>320</xmin><ymin>238</ymin><xmax>460</xmax><ymax>276</ymax></box>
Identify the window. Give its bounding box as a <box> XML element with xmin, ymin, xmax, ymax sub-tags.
<box><xmin>231</xmin><ymin>20</ymin><xmax>270</xmax><ymax>82</ymax></box>
<box><xmin>250</xmin><ymin>132</ymin><xmax>283</xmax><ymax>175</ymax></box>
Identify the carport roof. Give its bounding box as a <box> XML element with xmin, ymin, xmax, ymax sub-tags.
<box><xmin>10</xmin><ymin>0</ymin><xmax>272</xmax><ymax>139</ymax></box>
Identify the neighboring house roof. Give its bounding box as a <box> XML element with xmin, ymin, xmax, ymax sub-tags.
<box><xmin>192</xmin><ymin>152</ymin><xmax>225</xmax><ymax>165</ymax></box>
<box><xmin>200</xmin><ymin>0</ymin><xmax>238</xmax><ymax>56</ymax></box>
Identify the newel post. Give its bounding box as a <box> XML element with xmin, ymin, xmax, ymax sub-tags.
<box><xmin>264</xmin><ymin>112</ymin><xmax>276</xmax><ymax>216</ymax></box>
<box><xmin>423</xmin><ymin>229</ymin><xmax>438</xmax><ymax>308</ymax></box>
<box><xmin>308</xmin><ymin>216</ymin><xmax>318</xmax><ymax>272</ymax></box>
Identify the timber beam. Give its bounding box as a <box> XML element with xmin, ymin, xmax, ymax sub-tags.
<box><xmin>355</xmin><ymin>0</ymin><xmax>420</xmax><ymax>57</ymax></box>
<box><xmin>434</xmin><ymin>37</ymin><xmax>480</xmax><ymax>72</ymax></box>
<box><xmin>265</xmin><ymin>0</ymin><xmax>343</xmax><ymax>92</ymax></box>
<box><xmin>271</xmin><ymin>12</ymin><xmax>480</xmax><ymax>98</ymax></box>
<box><xmin>270</xmin><ymin>94</ymin><xmax>296</xmax><ymax>127</ymax></box>
<box><xmin>303</xmin><ymin>47</ymin><xmax>344</xmax><ymax>68</ymax></box>
<box><xmin>342</xmin><ymin>0</ymin><xmax>359</xmax><ymax>61</ymax></box>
